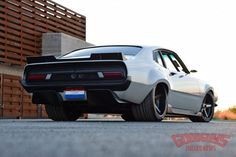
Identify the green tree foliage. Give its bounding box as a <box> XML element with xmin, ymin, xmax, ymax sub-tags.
<box><xmin>229</xmin><ymin>106</ymin><xmax>236</xmax><ymax>114</ymax></box>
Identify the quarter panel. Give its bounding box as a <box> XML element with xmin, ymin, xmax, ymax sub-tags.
<box><xmin>115</xmin><ymin>56</ymin><xmax>170</xmax><ymax>104</ymax></box>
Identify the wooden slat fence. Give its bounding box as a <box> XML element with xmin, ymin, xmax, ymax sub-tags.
<box><xmin>0</xmin><ymin>0</ymin><xmax>86</xmax><ymax>66</ymax></box>
<box><xmin>0</xmin><ymin>74</ymin><xmax>48</xmax><ymax>118</ymax></box>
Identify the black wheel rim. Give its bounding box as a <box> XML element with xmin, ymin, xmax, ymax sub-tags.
<box><xmin>201</xmin><ymin>96</ymin><xmax>214</xmax><ymax>119</ymax></box>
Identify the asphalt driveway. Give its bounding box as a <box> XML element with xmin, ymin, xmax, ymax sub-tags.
<box><xmin>0</xmin><ymin>119</ymin><xmax>235</xmax><ymax>157</ymax></box>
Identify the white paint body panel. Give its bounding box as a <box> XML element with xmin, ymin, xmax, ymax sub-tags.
<box><xmin>114</xmin><ymin>46</ymin><xmax>217</xmax><ymax>116</ymax></box>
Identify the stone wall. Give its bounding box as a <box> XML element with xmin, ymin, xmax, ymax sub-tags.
<box><xmin>42</xmin><ymin>33</ymin><xmax>93</xmax><ymax>56</ymax></box>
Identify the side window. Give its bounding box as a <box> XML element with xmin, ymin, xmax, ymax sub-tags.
<box><xmin>154</xmin><ymin>51</ymin><xmax>164</xmax><ymax>67</ymax></box>
<box><xmin>169</xmin><ymin>54</ymin><xmax>185</xmax><ymax>73</ymax></box>
<box><xmin>162</xmin><ymin>54</ymin><xmax>179</xmax><ymax>72</ymax></box>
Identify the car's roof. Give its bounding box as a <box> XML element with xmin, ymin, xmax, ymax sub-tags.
<box><xmin>61</xmin><ymin>45</ymin><xmax>175</xmax><ymax>59</ymax></box>
<box><xmin>79</xmin><ymin>45</ymin><xmax>160</xmax><ymax>49</ymax></box>
<box><xmin>96</xmin><ymin>45</ymin><xmax>174</xmax><ymax>53</ymax></box>
<box><xmin>87</xmin><ymin>45</ymin><xmax>174</xmax><ymax>52</ymax></box>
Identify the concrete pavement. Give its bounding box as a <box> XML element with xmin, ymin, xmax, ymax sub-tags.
<box><xmin>0</xmin><ymin>119</ymin><xmax>235</xmax><ymax>157</ymax></box>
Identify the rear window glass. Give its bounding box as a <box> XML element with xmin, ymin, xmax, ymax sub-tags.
<box><xmin>61</xmin><ymin>46</ymin><xmax>142</xmax><ymax>59</ymax></box>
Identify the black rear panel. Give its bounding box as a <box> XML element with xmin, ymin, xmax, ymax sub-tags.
<box><xmin>21</xmin><ymin>61</ymin><xmax>130</xmax><ymax>92</ymax></box>
<box><xmin>26</xmin><ymin>52</ymin><xmax>124</xmax><ymax>64</ymax></box>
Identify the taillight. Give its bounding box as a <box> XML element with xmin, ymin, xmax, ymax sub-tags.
<box><xmin>28</xmin><ymin>74</ymin><xmax>46</xmax><ymax>81</ymax></box>
<box><xmin>102</xmin><ymin>72</ymin><xmax>124</xmax><ymax>79</ymax></box>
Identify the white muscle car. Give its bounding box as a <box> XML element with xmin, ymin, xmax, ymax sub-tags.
<box><xmin>21</xmin><ymin>45</ymin><xmax>217</xmax><ymax>122</ymax></box>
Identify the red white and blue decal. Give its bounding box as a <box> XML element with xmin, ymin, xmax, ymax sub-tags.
<box><xmin>64</xmin><ymin>89</ymin><xmax>87</xmax><ymax>100</ymax></box>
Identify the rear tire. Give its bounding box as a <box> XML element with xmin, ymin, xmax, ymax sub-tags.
<box><xmin>45</xmin><ymin>103</ymin><xmax>81</xmax><ymax>121</ymax></box>
<box><xmin>121</xmin><ymin>111</ymin><xmax>135</xmax><ymax>121</ymax></box>
<box><xmin>132</xmin><ymin>85</ymin><xmax>167</xmax><ymax>121</ymax></box>
<box><xmin>189</xmin><ymin>93</ymin><xmax>215</xmax><ymax>122</ymax></box>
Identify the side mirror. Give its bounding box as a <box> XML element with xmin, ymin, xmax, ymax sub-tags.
<box><xmin>190</xmin><ymin>69</ymin><xmax>197</xmax><ymax>73</ymax></box>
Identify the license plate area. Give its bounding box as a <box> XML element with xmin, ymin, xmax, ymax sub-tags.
<box><xmin>64</xmin><ymin>88</ymin><xmax>87</xmax><ymax>100</ymax></box>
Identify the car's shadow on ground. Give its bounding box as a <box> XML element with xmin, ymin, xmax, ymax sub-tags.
<box><xmin>1</xmin><ymin>119</ymin><xmax>227</xmax><ymax>124</ymax></box>
<box><xmin>5</xmin><ymin>118</ymin><xmax>194</xmax><ymax>123</ymax></box>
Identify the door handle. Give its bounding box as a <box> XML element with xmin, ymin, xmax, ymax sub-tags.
<box><xmin>169</xmin><ymin>72</ymin><xmax>176</xmax><ymax>76</ymax></box>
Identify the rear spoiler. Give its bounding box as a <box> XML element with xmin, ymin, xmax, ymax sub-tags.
<box><xmin>26</xmin><ymin>52</ymin><xmax>125</xmax><ymax>64</ymax></box>
<box><xmin>90</xmin><ymin>52</ymin><xmax>124</xmax><ymax>60</ymax></box>
<box><xmin>26</xmin><ymin>56</ymin><xmax>57</xmax><ymax>64</ymax></box>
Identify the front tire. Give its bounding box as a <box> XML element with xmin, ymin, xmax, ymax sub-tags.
<box><xmin>45</xmin><ymin>103</ymin><xmax>81</xmax><ymax>121</ymax></box>
<box><xmin>132</xmin><ymin>85</ymin><xmax>168</xmax><ymax>121</ymax></box>
<box><xmin>189</xmin><ymin>93</ymin><xmax>215</xmax><ymax>122</ymax></box>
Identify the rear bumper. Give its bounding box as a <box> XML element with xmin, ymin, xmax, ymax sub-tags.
<box><xmin>31</xmin><ymin>89</ymin><xmax>131</xmax><ymax>113</ymax></box>
<box><xmin>21</xmin><ymin>79</ymin><xmax>131</xmax><ymax>93</ymax></box>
